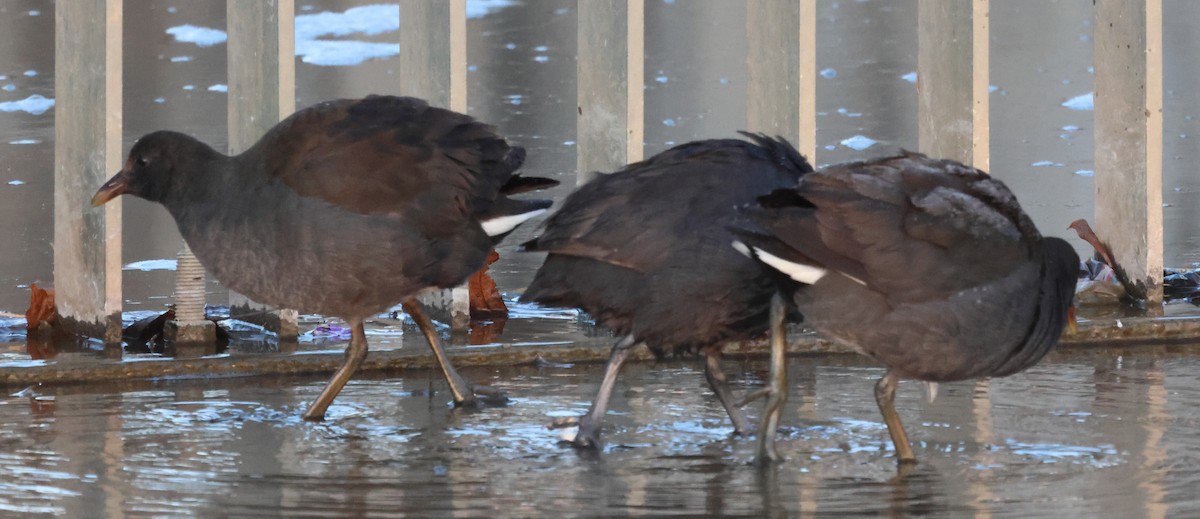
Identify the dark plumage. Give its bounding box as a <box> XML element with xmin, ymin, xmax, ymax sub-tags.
<box><xmin>521</xmin><ymin>134</ymin><xmax>812</xmax><ymax>451</ymax></box>
<box><xmin>92</xmin><ymin>95</ymin><xmax>557</xmax><ymax>418</ymax></box>
<box><xmin>734</xmin><ymin>151</ymin><xmax>1079</xmax><ymax>465</ymax></box>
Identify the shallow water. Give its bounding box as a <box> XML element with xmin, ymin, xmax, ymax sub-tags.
<box><xmin>0</xmin><ymin>350</ymin><xmax>1195</xmax><ymax>517</ymax></box>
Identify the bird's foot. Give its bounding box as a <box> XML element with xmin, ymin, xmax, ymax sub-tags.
<box><xmin>547</xmin><ymin>415</ymin><xmax>601</xmax><ymax>449</ymax></box>
<box><xmin>452</xmin><ymin>383</ymin><xmax>510</xmax><ymax>408</ymax></box>
<box><xmin>890</xmin><ymin>458</ymin><xmax>919</xmax><ymax>481</ymax></box>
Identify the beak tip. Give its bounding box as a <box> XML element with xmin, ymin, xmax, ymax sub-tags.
<box><xmin>91</xmin><ymin>173</ymin><xmax>128</xmax><ymax>207</ymax></box>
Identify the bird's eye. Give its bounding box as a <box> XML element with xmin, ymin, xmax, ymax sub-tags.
<box><xmin>136</xmin><ymin>157</ymin><xmax>148</xmax><ymax>166</ymax></box>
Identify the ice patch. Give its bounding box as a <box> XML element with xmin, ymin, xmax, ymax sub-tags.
<box><xmin>1031</xmin><ymin>161</ymin><xmax>1063</xmax><ymax>167</ymax></box>
<box><xmin>123</xmin><ymin>259</ymin><xmax>178</xmax><ymax>271</ymax></box>
<box><xmin>466</xmin><ymin>0</ymin><xmax>518</xmax><ymax>18</ymax></box>
<box><xmin>0</xmin><ymin>95</ymin><xmax>55</xmax><ymax>115</ymax></box>
<box><xmin>901</xmin><ymin>72</ymin><xmax>917</xmax><ymax>83</ymax></box>
<box><xmin>1075</xmin><ymin>170</ymin><xmax>1094</xmax><ymax>177</ymax></box>
<box><xmin>170</xmin><ymin>56</ymin><xmax>193</xmax><ymax>62</ymax></box>
<box><xmin>208</xmin><ymin>84</ymin><xmax>228</xmax><ymax>92</ymax></box>
<box><xmin>533</xmin><ymin>55</ymin><xmax>548</xmax><ymax>63</ymax></box>
<box><xmin>23</xmin><ymin>70</ymin><xmax>37</xmax><ymax>77</ymax></box>
<box><xmin>1062</xmin><ymin>92</ymin><xmax>1094</xmax><ymax>111</ymax></box>
<box><xmin>295</xmin><ymin>4</ymin><xmax>400</xmax><ymax>66</ymax></box>
<box><xmin>297</xmin><ymin>41</ymin><xmax>399</xmax><ymax>66</ymax></box>
<box><xmin>662</xmin><ymin>118</ymin><xmax>676</xmax><ymax>127</ymax></box>
<box><xmin>9</xmin><ymin>139</ymin><xmax>40</xmax><ymax>145</ymax></box>
<box><xmin>3</xmin><ymin>85</ymin><xmax>15</xmax><ymax>92</ymax></box>
<box><xmin>840</xmin><ymin>135</ymin><xmax>877</xmax><ymax>151</ymax></box>
<box><xmin>166</xmin><ymin>24</ymin><xmax>228</xmax><ymax>47</ymax></box>
<box><xmin>820</xmin><ymin>68</ymin><xmax>837</xmax><ymax>79</ymax></box>
<box><xmin>7</xmin><ymin>180</ymin><xmax>25</xmax><ymax>185</ymax></box>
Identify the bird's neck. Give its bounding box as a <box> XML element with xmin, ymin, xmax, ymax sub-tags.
<box><xmin>158</xmin><ymin>146</ymin><xmax>237</xmax><ymax>211</ymax></box>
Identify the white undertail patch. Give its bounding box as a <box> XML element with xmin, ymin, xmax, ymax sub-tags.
<box><xmin>753</xmin><ymin>247</ymin><xmax>827</xmax><ymax>284</ymax></box>
<box><xmin>480</xmin><ymin>208</ymin><xmax>546</xmax><ymax>236</ymax></box>
<box><xmin>731</xmin><ymin>240</ymin><xmax>753</xmax><ymax>258</ymax></box>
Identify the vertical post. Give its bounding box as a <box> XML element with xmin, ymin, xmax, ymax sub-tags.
<box><xmin>54</xmin><ymin>0</ymin><xmax>123</xmax><ymax>349</ymax></box>
<box><xmin>577</xmin><ymin>0</ymin><xmax>644</xmax><ymax>184</ymax></box>
<box><xmin>1094</xmin><ymin>0</ymin><xmax>1163</xmax><ymax>302</ymax></box>
<box><xmin>746</xmin><ymin>0</ymin><xmax>807</xmax><ymax>155</ymax></box>
<box><xmin>917</xmin><ymin>0</ymin><xmax>989</xmax><ymax>169</ymax></box>
<box><xmin>225</xmin><ymin>0</ymin><xmax>299</xmax><ymax>342</ymax></box>
<box><xmin>399</xmin><ymin>0</ymin><xmax>471</xmax><ymax>328</ymax></box>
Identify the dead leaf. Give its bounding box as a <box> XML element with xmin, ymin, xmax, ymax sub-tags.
<box><xmin>25</xmin><ymin>284</ymin><xmax>56</xmax><ymax>331</ymax></box>
<box><xmin>469</xmin><ymin>249</ymin><xmax>508</xmax><ymax>319</ymax></box>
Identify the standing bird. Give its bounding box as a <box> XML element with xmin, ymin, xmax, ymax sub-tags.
<box><xmin>734</xmin><ymin>152</ymin><xmax>1079</xmax><ymax>465</ymax></box>
<box><xmin>92</xmin><ymin>95</ymin><xmax>557</xmax><ymax>419</ymax></box>
<box><xmin>520</xmin><ymin>133</ymin><xmax>811</xmax><ymax>458</ymax></box>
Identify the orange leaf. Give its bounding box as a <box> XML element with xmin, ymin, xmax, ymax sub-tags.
<box><xmin>25</xmin><ymin>283</ymin><xmax>57</xmax><ymax>331</ymax></box>
<box><xmin>468</xmin><ymin>249</ymin><xmax>508</xmax><ymax>319</ymax></box>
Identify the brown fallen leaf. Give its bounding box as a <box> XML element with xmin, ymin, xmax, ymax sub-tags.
<box><xmin>25</xmin><ymin>283</ymin><xmax>56</xmax><ymax>331</ymax></box>
<box><xmin>468</xmin><ymin>249</ymin><xmax>509</xmax><ymax>319</ymax></box>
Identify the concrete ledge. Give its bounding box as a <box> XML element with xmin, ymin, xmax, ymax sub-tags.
<box><xmin>4</xmin><ymin>308</ymin><xmax>1200</xmax><ymax>388</ymax></box>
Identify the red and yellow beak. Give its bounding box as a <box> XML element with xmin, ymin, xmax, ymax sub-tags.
<box><xmin>1066</xmin><ymin>305</ymin><xmax>1078</xmax><ymax>335</ymax></box>
<box><xmin>91</xmin><ymin>171</ymin><xmax>129</xmax><ymax>206</ymax></box>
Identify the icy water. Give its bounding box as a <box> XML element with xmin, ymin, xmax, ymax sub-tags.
<box><xmin>0</xmin><ymin>350</ymin><xmax>1197</xmax><ymax>517</ymax></box>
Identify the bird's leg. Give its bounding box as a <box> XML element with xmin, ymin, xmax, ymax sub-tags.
<box><xmin>703</xmin><ymin>347</ymin><xmax>752</xmax><ymax>436</ymax></box>
<box><xmin>756</xmin><ymin>292</ymin><xmax>789</xmax><ymax>463</ymax></box>
<box><xmin>303</xmin><ymin>319</ymin><xmax>368</xmax><ymax>421</ymax></box>
<box><xmin>402</xmin><ymin>299</ymin><xmax>508</xmax><ymax>407</ymax></box>
<box><xmin>875</xmin><ymin>370</ymin><xmax>917</xmax><ymax>465</ymax></box>
<box><xmin>549</xmin><ymin>335</ymin><xmax>638</xmax><ymax>449</ymax></box>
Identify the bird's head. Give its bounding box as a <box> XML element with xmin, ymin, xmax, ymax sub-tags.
<box><xmin>92</xmin><ymin>131</ymin><xmax>216</xmax><ymax>206</ymax></box>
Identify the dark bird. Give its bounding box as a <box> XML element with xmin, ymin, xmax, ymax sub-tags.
<box><xmin>520</xmin><ymin>134</ymin><xmax>812</xmax><ymax>458</ymax></box>
<box><xmin>734</xmin><ymin>151</ymin><xmax>1079</xmax><ymax>465</ymax></box>
<box><xmin>92</xmin><ymin>95</ymin><xmax>557</xmax><ymax>419</ymax></box>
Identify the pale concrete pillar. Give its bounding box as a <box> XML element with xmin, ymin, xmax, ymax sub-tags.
<box><xmin>1093</xmin><ymin>0</ymin><xmax>1163</xmax><ymax>302</ymax></box>
<box><xmin>224</xmin><ymin>0</ymin><xmax>299</xmax><ymax>343</ymax></box>
<box><xmin>746</xmin><ymin>0</ymin><xmax>816</xmax><ymax>160</ymax></box>
<box><xmin>399</xmin><ymin>0</ymin><xmax>470</xmax><ymax>329</ymax></box>
<box><xmin>54</xmin><ymin>0</ymin><xmax>124</xmax><ymax>347</ymax></box>
<box><xmin>577</xmin><ymin>0</ymin><xmax>644</xmax><ymax>184</ymax></box>
<box><xmin>917</xmin><ymin>0</ymin><xmax>989</xmax><ymax>169</ymax></box>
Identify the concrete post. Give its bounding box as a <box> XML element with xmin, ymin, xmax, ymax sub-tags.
<box><xmin>917</xmin><ymin>0</ymin><xmax>989</xmax><ymax>169</ymax></box>
<box><xmin>577</xmin><ymin>0</ymin><xmax>644</xmax><ymax>184</ymax></box>
<box><xmin>745</xmin><ymin>0</ymin><xmax>816</xmax><ymax>160</ymax></box>
<box><xmin>54</xmin><ymin>0</ymin><xmax>124</xmax><ymax>350</ymax></box>
<box><xmin>1093</xmin><ymin>0</ymin><xmax>1163</xmax><ymax>302</ymax></box>
<box><xmin>224</xmin><ymin>0</ymin><xmax>300</xmax><ymax>344</ymax></box>
<box><xmin>398</xmin><ymin>0</ymin><xmax>471</xmax><ymax>329</ymax></box>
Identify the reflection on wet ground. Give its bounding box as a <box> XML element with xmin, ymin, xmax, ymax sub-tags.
<box><xmin>0</xmin><ymin>350</ymin><xmax>1195</xmax><ymax>516</ymax></box>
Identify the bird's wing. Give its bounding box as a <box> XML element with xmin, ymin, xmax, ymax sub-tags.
<box><xmin>524</xmin><ymin>136</ymin><xmax>811</xmax><ymax>272</ymax></box>
<box><xmin>257</xmin><ymin>96</ymin><xmax>523</xmax><ymax>226</ymax></box>
<box><xmin>748</xmin><ymin>152</ymin><xmax>1036</xmax><ymax>305</ymax></box>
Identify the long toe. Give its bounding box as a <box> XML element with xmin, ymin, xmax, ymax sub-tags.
<box><xmin>472</xmin><ymin>384</ymin><xmax>511</xmax><ymax>406</ymax></box>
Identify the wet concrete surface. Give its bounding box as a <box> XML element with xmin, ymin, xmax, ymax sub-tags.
<box><xmin>0</xmin><ymin>350</ymin><xmax>1197</xmax><ymax>517</ymax></box>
